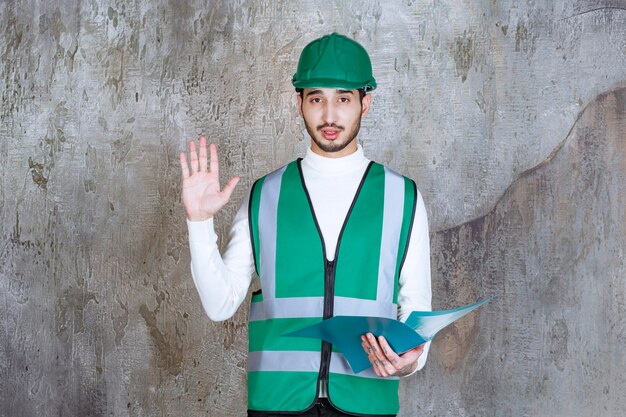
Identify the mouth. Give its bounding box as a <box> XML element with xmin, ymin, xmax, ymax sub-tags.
<box><xmin>321</xmin><ymin>129</ymin><xmax>339</xmax><ymax>140</ymax></box>
<box><xmin>319</xmin><ymin>125</ymin><xmax>343</xmax><ymax>140</ymax></box>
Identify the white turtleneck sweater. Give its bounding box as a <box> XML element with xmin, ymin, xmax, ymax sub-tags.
<box><xmin>187</xmin><ymin>145</ymin><xmax>432</xmax><ymax>371</ymax></box>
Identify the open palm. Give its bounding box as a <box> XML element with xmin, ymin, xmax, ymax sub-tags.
<box><xmin>180</xmin><ymin>137</ymin><xmax>240</xmax><ymax>221</ymax></box>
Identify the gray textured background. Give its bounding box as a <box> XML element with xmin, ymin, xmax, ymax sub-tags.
<box><xmin>1</xmin><ymin>1</ymin><xmax>625</xmax><ymax>416</ymax></box>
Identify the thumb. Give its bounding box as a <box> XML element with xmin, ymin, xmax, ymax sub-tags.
<box><xmin>221</xmin><ymin>176</ymin><xmax>240</xmax><ymax>201</ymax></box>
<box><xmin>402</xmin><ymin>344</ymin><xmax>424</xmax><ymax>360</ymax></box>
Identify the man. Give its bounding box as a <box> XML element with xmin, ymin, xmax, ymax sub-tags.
<box><xmin>180</xmin><ymin>33</ymin><xmax>432</xmax><ymax>416</ymax></box>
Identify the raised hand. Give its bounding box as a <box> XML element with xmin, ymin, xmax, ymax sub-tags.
<box><xmin>180</xmin><ymin>137</ymin><xmax>240</xmax><ymax>221</ymax></box>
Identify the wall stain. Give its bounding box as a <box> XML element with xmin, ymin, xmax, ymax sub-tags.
<box><xmin>107</xmin><ymin>6</ymin><xmax>119</xmax><ymax>28</ymax></box>
<box><xmin>515</xmin><ymin>21</ymin><xmax>536</xmax><ymax>55</ymax></box>
<box><xmin>83</xmin><ymin>179</ymin><xmax>96</xmax><ymax>193</ymax></box>
<box><xmin>8</xmin><ymin>272</ymin><xmax>29</xmax><ymax>304</ymax></box>
<box><xmin>222</xmin><ymin>320</ymin><xmax>247</xmax><ymax>350</ymax></box>
<box><xmin>111</xmin><ymin>132</ymin><xmax>133</xmax><ymax>163</ymax></box>
<box><xmin>55</xmin><ymin>284</ymin><xmax>98</xmax><ymax>341</ymax></box>
<box><xmin>27</xmin><ymin>102</ymin><xmax>69</xmax><ymax>190</ymax></box>
<box><xmin>28</xmin><ymin>156</ymin><xmax>48</xmax><ymax>189</ymax></box>
<box><xmin>45</xmin><ymin>101</ymin><xmax>68</xmax><ymax>159</ymax></box>
<box><xmin>496</xmin><ymin>21</ymin><xmax>509</xmax><ymax>36</ymax></box>
<box><xmin>138</xmin><ymin>291</ymin><xmax>184</xmax><ymax>375</ymax></box>
<box><xmin>11</xmin><ymin>211</ymin><xmax>39</xmax><ymax>250</ymax></box>
<box><xmin>547</xmin><ymin>319</ymin><xmax>569</xmax><ymax>371</ymax></box>
<box><xmin>112</xmin><ymin>299</ymin><xmax>129</xmax><ymax>346</ymax></box>
<box><xmin>434</xmin><ymin>315</ymin><xmax>479</xmax><ymax>371</ymax></box>
<box><xmin>452</xmin><ymin>33</ymin><xmax>475</xmax><ymax>82</ymax></box>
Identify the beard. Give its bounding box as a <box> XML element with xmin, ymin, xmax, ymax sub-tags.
<box><xmin>303</xmin><ymin>114</ymin><xmax>362</xmax><ymax>154</ymax></box>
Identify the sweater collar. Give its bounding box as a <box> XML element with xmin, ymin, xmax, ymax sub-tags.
<box><xmin>301</xmin><ymin>144</ymin><xmax>369</xmax><ymax>175</ymax></box>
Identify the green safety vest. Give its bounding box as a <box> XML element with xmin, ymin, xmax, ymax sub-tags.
<box><xmin>247</xmin><ymin>159</ymin><xmax>417</xmax><ymax>416</ymax></box>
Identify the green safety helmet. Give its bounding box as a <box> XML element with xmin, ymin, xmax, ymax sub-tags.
<box><xmin>292</xmin><ymin>32</ymin><xmax>377</xmax><ymax>92</ymax></box>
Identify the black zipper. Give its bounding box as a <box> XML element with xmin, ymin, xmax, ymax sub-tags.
<box><xmin>323</xmin><ymin>259</ymin><xmax>336</xmax><ymax>321</ymax></box>
<box><xmin>296</xmin><ymin>159</ymin><xmax>374</xmax><ymax>398</ymax></box>
<box><xmin>318</xmin><ymin>258</ymin><xmax>336</xmax><ymax>384</ymax></box>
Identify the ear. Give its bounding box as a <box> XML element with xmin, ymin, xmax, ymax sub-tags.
<box><xmin>297</xmin><ymin>94</ymin><xmax>303</xmax><ymax>117</ymax></box>
<box><xmin>361</xmin><ymin>93</ymin><xmax>372</xmax><ymax>117</ymax></box>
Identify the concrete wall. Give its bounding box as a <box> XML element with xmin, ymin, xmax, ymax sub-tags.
<box><xmin>1</xmin><ymin>1</ymin><xmax>624</xmax><ymax>416</ymax></box>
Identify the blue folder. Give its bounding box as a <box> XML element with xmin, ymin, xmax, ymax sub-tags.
<box><xmin>284</xmin><ymin>297</ymin><xmax>493</xmax><ymax>373</ymax></box>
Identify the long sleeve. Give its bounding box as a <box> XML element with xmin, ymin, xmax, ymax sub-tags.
<box><xmin>397</xmin><ymin>190</ymin><xmax>432</xmax><ymax>372</ymax></box>
<box><xmin>187</xmin><ymin>192</ymin><xmax>255</xmax><ymax>322</ymax></box>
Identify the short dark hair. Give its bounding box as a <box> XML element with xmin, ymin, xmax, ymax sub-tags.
<box><xmin>296</xmin><ymin>88</ymin><xmax>367</xmax><ymax>104</ymax></box>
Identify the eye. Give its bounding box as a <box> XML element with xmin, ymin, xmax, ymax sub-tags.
<box><xmin>310</xmin><ymin>97</ymin><xmax>322</xmax><ymax>103</ymax></box>
<box><xmin>339</xmin><ymin>97</ymin><xmax>350</xmax><ymax>103</ymax></box>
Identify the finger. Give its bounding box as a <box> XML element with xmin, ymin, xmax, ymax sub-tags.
<box><xmin>220</xmin><ymin>176</ymin><xmax>240</xmax><ymax>201</ymax></box>
<box><xmin>179</xmin><ymin>152</ymin><xmax>190</xmax><ymax>179</ymax></box>
<box><xmin>371</xmin><ymin>358</ymin><xmax>384</xmax><ymax>376</ymax></box>
<box><xmin>363</xmin><ymin>335</ymin><xmax>395</xmax><ymax>376</ymax></box>
<box><xmin>363</xmin><ymin>338</ymin><xmax>383</xmax><ymax>376</ymax></box>
<box><xmin>401</xmin><ymin>343</ymin><xmax>424</xmax><ymax>357</ymax></box>
<box><xmin>366</xmin><ymin>333</ymin><xmax>392</xmax><ymax>376</ymax></box>
<box><xmin>361</xmin><ymin>336</ymin><xmax>380</xmax><ymax>374</ymax></box>
<box><xmin>189</xmin><ymin>140</ymin><xmax>199</xmax><ymax>172</ymax></box>
<box><xmin>374</xmin><ymin>334</ymin><xmax>407</xmax><ymax>375</ymax></box>
<box><xmin>198</xmin><ymin>136</ymin><xmax>208</xmax><ymax>172</ymax></box>
<box><xmin>209</xmin><ymin>143</ymin><xmax>219</xmax><ymax>176</ymax></box>
<box><xmin>361</xmin><ymin>336</ymin><xmax>374</xmax><ymax>356</ymax></box>
<box><xmin>400</xmin><ymin>344</ymin><xmax>425</xmax><ymax>362</ymax></box>
<box><xmin>373</xmin><ymin>354</ymin><xmax>390</xmax><ymax>377</ymax></box>
<box><xmin>367</xmin><ymin>333</ymin><xmax>385</xmax><ymax>361</ymax></box>
<box><xmin>410</xmin><ymin>344</ymin><xmax>425</xmax><ymax>356</ymax></box>
<box><xmin>377</xmin><ymin>336</ymin><xmax>402</xmax><ymax>368</ymax></box>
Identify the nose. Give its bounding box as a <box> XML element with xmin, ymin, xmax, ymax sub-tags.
<box><xmin>321</xmin><ymin>101</ymin><xmax>337</xmax><ymax>125</ymax></box>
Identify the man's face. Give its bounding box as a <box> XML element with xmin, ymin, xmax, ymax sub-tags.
<box><xmin>297</xmin><ymin>88</ymin><xmax>372</xmax><ymax>158</ymax></box>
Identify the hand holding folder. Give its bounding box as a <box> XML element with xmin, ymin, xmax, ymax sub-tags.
<box><xmin>284</xmin><ymin>297</ymin><xmax>493</xmax><ymax>373</ymax></box>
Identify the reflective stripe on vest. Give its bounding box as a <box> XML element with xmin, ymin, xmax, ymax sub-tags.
<box><xmin>249</xmin><ymin>296</ymin><xmax>396</xmax><ymax>321</ymax></box>
<box><xmin>248</xmin><ymin>350</ymin><xmax>398</xmax><ymax>380</ymax></box>
<box><xmin>247</xmin><ymin>159</ymin><xmax>416</xmax><ymax>415</ymax></box>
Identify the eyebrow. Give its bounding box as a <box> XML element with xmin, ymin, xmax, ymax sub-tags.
<box><xmin>305</xmin><ymin>89</ymin><xmax>323</xmax><ymax>97</ymax></box>
<box><xmin>305</xmin><ymin>89</ymin><xmax>354</xmax><ymax>97</ymax></box>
